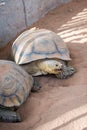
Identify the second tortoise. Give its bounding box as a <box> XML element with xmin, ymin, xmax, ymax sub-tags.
<box><xmin>0</xmin><ymin>60</ymin><xmax>40</xmax><ymax>123</ymax></box>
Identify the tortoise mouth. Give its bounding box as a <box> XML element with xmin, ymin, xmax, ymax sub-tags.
<box><xmin>55</xmin><ymin>68</ymin><xmax>63</xmax><ymax>72</ymax></box>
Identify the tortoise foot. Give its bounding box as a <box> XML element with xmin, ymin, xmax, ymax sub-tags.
<box><xmin>31</xmin><ymin>80</ymin><xmax>41</xmax><ymax>92</ymax></box>
<box><xmin>56</xmin><ymin>66</ymin><xmax>76</xmax><ymax>79</ymax></box>
<box><xmin>0</xmin><ymin>109</ymin><xmax>21</xmax><ymax>123</ymax></box>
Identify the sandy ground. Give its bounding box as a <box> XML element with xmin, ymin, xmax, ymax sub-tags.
<box><xmin>0</xmin><ymin>0</ymin><xmax>87</xmax><ymax>130</ymax></box>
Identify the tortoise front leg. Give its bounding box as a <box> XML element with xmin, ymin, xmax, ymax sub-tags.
<box><xmin>56</xmin><ymin>66</ymin><xmax>76</xmax><ymax>79</ymax></box>
<box><xmin>31</xmin><ymin>79</ymin><xmax>41</xmax><ymax>92</ymax></box>
<box><xmin>0</xmin><ymin>108</ymin><xmax>21</xmax><ymax>123</ymax></box>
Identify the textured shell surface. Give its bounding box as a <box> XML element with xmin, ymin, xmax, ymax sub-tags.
<box><xmin>0</xmin><ymin>60</ymin><xmax>33</xmax><ymax>107</ymax></box>
<box><xmin>12</xmin><ymin>28</ymin><xmax>71</xmax><ymax>65</ymax></box>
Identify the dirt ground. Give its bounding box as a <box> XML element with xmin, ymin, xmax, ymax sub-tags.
<box><xmin>0</xmin><ymin>0</ymin><xmax>87</xmax><ymax>130</ymax></box>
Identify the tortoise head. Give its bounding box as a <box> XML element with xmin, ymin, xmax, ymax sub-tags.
<box><xmin>40</xmin><ymin>59</ymin><xmax>63</xmax><ymax>74</ymax></box>
<box><xmin>42</xmin><ymin>59</ymin><xmax>76</xmax><ymax>79</ymax></box>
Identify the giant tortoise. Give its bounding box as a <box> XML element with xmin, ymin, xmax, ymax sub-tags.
<box><xmin>0</xmin><ymin>60</ymin><xmax>40</xmax><ymax>122</ymax></box>
<box><xmin>11</xmin><ymin>28</ymin><xmax>75</xmax><ymax>79</ymax></box>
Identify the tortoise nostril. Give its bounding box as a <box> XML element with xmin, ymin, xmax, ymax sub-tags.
<box><xmin>60</xmin><ymin>64</ymin><xmax>63</xmax><ymax>69</ymax></box>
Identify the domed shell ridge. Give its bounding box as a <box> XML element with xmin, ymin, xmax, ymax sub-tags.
<box><xmin>12</xmin><ymin>28</ymin><xmax>71</xmax><ymax>65</ymax></box>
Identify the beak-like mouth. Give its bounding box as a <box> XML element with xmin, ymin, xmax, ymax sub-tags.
<box><xmin>55</xmin><ymin>68</ymin><xmax>63</xmax><ymax>72</ymax></box>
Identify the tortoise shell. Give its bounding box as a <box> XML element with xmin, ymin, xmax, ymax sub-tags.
<box><xmin>12</xmin><ymin>28</ymin><xmax>71</xmax><ymax>65</ymax></box>
<box><xmin>0</xmin><ymin>60</ymin><xmax>33</xmax><ymax>107</ymax></box>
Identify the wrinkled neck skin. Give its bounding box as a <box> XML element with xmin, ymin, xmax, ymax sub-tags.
<box><xmin>21</xmin><ymin>59</ymin><xmax>70</xmax><ymax>77</ymax></box>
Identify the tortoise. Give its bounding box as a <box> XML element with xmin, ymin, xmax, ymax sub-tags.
<box><xmin>11</xmin><ymin>28</ymin><xmax>76</xmax><ymax>79</ymax></box>
<box><xmin>0</xmin><ymin>60</ymin><xmax>40</xmax><ymax>123</ymax></box>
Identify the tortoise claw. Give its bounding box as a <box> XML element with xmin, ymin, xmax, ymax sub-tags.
<box><xmin>56</xmin><ymin>66</ymin><xmax>76</xmax><ymax>79</ymax></box>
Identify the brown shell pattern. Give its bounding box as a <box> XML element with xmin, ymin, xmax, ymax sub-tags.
<box><xmin>0</xmin><ymin>60</ymin><xmax>33</xmax><ymax>107</ymax></box>
<box><xmin>12</xmin><ymin>28</ymin><xmax>71</xmax><ymax>65</ymax></box>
